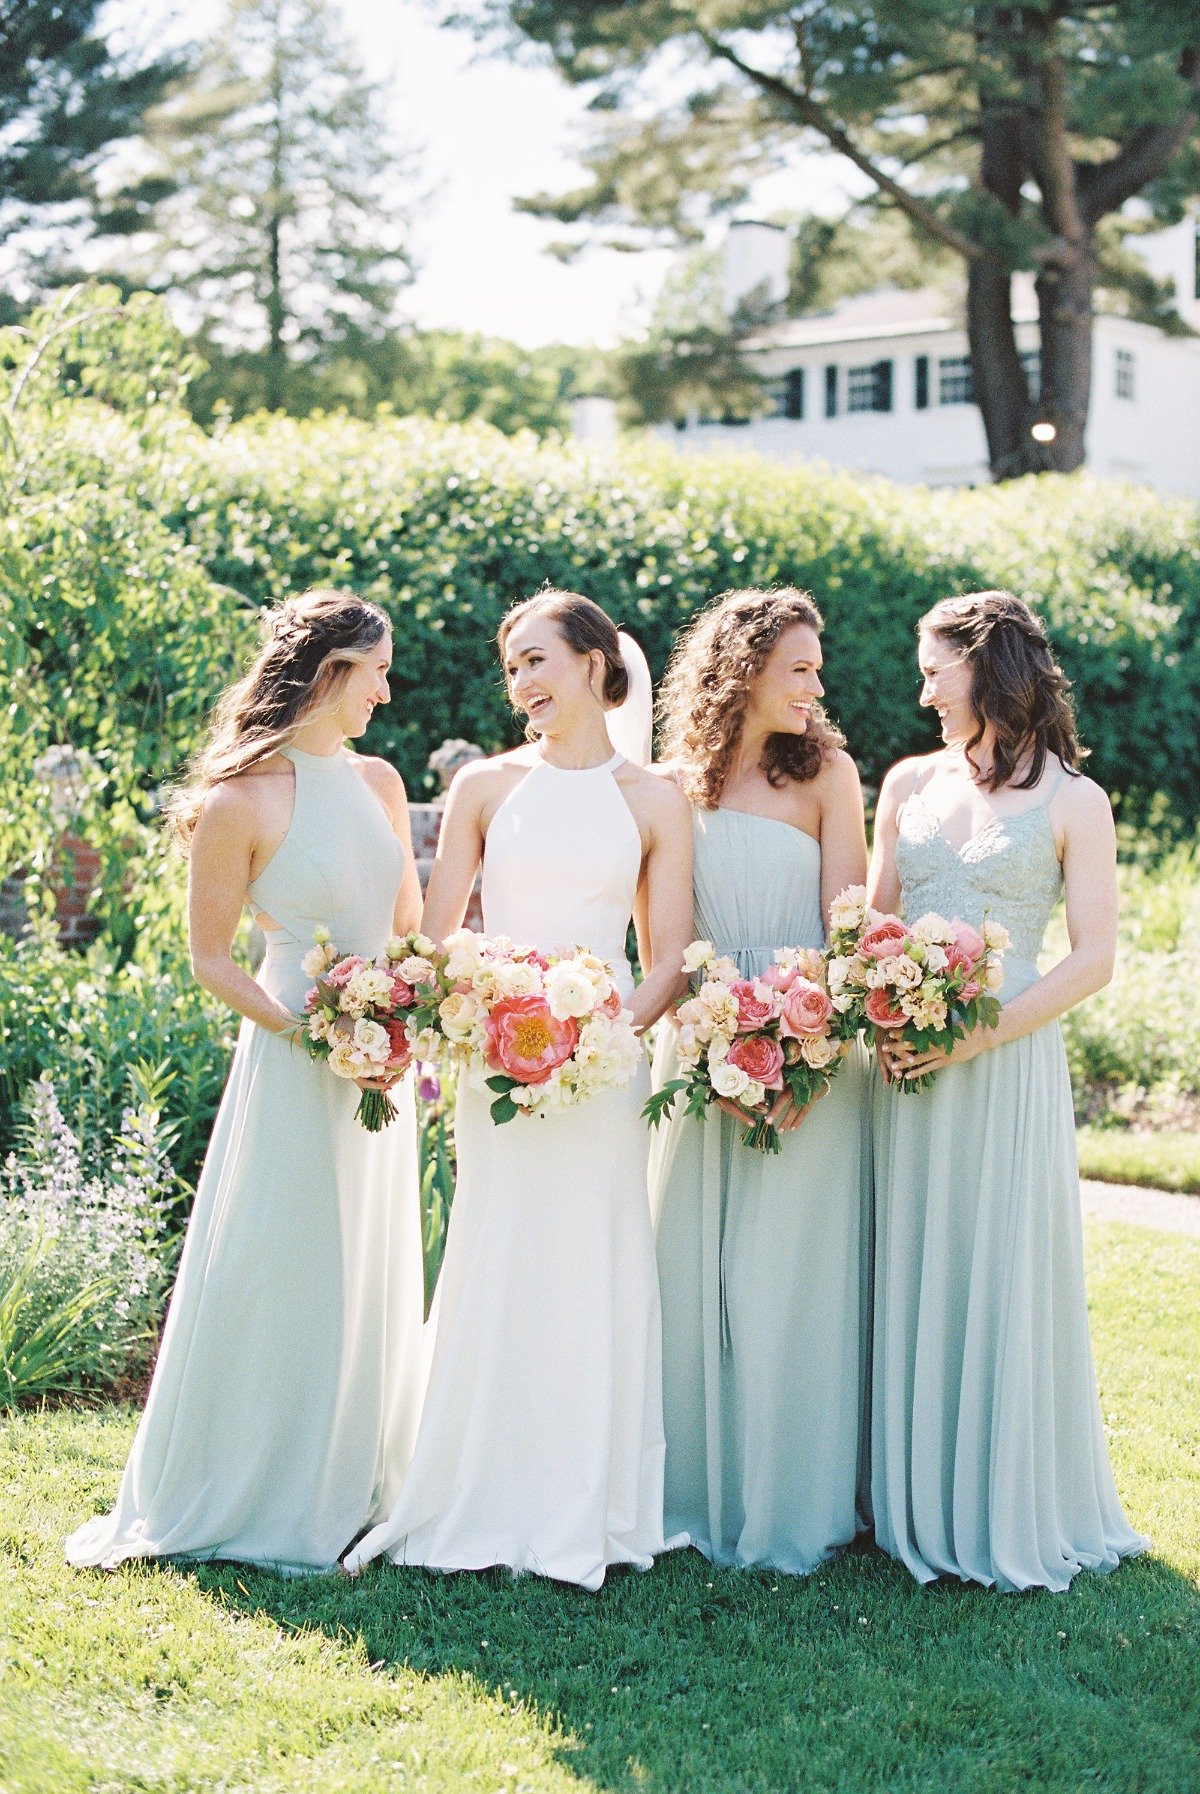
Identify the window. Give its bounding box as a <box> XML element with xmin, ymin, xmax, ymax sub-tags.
<box><xmin>847</xmin><ymin>360</ymin><xmax>893</xmax><ymax>413</ymax></box>
<box><xmin>784</xmin><ymin>367</ymin><xmax>805</xmax><ymax>420</ymax></box>
<box><xmin>1115</xmin><ymin>348</ymin><xmax>1135</xmax><ymax>401</ymax></box>
<box><xmin>914</xmin><ymin>355</ymin><xmax>929</xmax><ymax>410</ymax></box>
<box><xmin>824</xmin><ymin>363</ymin><xmax>838</xmax><ymax>417</ymax></box>
<box><xmin>938</xmin><ymin>355</ymin><xmax>975</xmax><ymax>405</ymax></box>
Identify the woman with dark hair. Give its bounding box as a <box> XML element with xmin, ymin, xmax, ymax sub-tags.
<box><xmin>67</xmin><ymin>590</ymin><xmax>427</xmax><ymax>1574</ymax></box>
<box><xmin>647</xmin><ymin>587</ymin><xmax>872</xmax><ymax>1574</ymax></box>
<box><xmin>869</xmin><ymin>588</ymin><xmax>1147</xmax><ymax>1591</ymax></box>
<box><xmin>345</xmin><ymin>589</ymin><xmax>694</xmax><ymax>1589</ymax></box>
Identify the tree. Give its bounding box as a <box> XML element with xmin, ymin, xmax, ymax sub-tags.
<box><xmin>0</xmin><ymin>0</ymin><xmax>184</xmax><ymax>258</ymax></box>
<box><xmin>479</xmin><ymin>2</ymin><xmax>1200</xmax><ymax>479</ymax></box>
<box><xmin>143</xmin><ymin>0</ymin><xmax>418</xmax><ymax>409</ymax></box>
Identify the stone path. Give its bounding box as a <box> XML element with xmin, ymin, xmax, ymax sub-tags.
<box><xmin>1081</xmin><ymin>1179</ymin><xmax>1200</xmax><ymax>1238</ymax></box>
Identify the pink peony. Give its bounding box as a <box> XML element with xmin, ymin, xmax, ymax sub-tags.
<box><xmin>761</xmin><ymin>962</ymin><xmax>800</xmax><ymax>994</ymax></box>
<box><xmin>485</xmin><ymin>994</ymin><xmax>579</xmax><ymax>1085</ymax></box>
<box><xmin>859</xmin><ymin>919</ymin><xmax>913</xmax><ymax>961</ymax></box>
<box><xmin>778</xmin><ymin>978</ymin><xmax>834</xmax><ymax>1038</ymax></box>
<box><xmin>950</xmin><ymin>918</ymin><xmax>986</xmax><ymax>961</ymax></box>
<box><xmin>726</xmin><ymin>1034</ymin><xmax>785</xmax><ymax>1091</ymax></box>
<box><xmin>865</xmin><ymin>987</ymin><xmax>908</xmax><ymax>1028</ymax></box>
<box><xmin>731</xmin><ymin>979</ymin><xmax>778</xmax><ymax>1032</ymax></box>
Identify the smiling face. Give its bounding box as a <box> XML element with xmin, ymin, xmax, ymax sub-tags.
<box><xmin>745</xmin><ymin>622</ymin><xmax>825</xmax><ymax>740</ymax></box>
<box><xmin>917</xmin><ymin>628</ymin><xmax>976</xmax><ymax>746</ymax></box>
<box><xmin>502</xmin><ymin>612</ymin><xmax>602</xmax><ymax>737</ymax></box>
<box><xmin>330</xmin><ymin>631</ymin><xmax>392</xmax><ymax>739</ymax></box>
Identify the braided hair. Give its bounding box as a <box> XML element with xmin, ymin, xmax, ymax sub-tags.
<box><xmin>166</xmin><ymin>588</ymin><xmax>389</xmax><ymax>847</ymax></box>
<box><xmin>920</xmin><ymin>589</ymin><xmax>1084</xmax><ymax>791</ymax></box>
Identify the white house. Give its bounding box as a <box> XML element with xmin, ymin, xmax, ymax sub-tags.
<box><xmin>637</xmin><ymin>219</ymin><xmax>1200</xmax><ymax>500</ymax></box>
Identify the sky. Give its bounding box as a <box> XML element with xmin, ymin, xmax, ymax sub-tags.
<box><xmin>73</xmin><ymin>0</ymin><xmax>856</xmax><ymax>349</ymax></box>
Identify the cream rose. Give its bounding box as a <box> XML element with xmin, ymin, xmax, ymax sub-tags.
<box><xmin>682</xmin><ymin>939</ymin><xmax>715</xmax><ymax>975</ymax></box>
<box><xmin>711</xmin><ymin>1060</ymin><xmax>750</xmax><ymax>1099</ymax></box>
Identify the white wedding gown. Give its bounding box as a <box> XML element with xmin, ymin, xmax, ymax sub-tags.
<box><xmin>346</xmin><ymin>750</ymin><xmax>676</xmax><ymax>1589</ymax></box>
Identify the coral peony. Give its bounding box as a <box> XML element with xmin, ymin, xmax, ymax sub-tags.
<box><xmin>485</xmin><ymin>994</ymin><xmax>579</xmax><ymax>1085</ymax></box>
<box><xmin>726</xmin><ymin>1033</ymin><xmax>786</xmax><ymax>1091</ymax></box>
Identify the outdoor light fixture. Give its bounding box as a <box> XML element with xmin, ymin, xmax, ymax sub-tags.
<box><xmin>1030</xmin><ymin>418</ymin><xmax>1057</xmax><ymax>443</ymax></box>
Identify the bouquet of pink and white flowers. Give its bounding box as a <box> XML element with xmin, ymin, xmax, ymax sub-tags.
<box><xmin>645</xmin><ymin>939</ymin><xmax>857</xmax><ymax>1153</ymax></box>
<box><xmin>300</xmin><ymin>928</ymin><xmax>444</xmax><ymax>1130</ymax></box>
<box><xmin>825</xmin><ymin>886</ymin><xmax>1009</xmax><ymax>1093</ymax></box>
<box><xmin>430</xmin><ymin>930</ymin><xmax>642</xmax><ymax>1125</ymax></box>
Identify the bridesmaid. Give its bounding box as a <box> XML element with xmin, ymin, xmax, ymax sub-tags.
<box><xmin>869</xmin><ymin>588</ymin><xmax>1148</xmax><ymax>1592</ymax></box>
<box><xmin>345</xmin><ymin>590</ymin><xmax>694</xmax><ymax>1589</ymax></box>
<box><xmin>646</xmin><ymin>588</ymin><xmax>873</xmax><ymax>1574</ymax></box>
<box><xmin>67</xmin><ymin>590</ymin><xmax>427</xmax><ymax>1575</ymax></box>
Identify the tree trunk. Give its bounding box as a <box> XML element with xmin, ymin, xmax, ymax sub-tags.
<box><xmin>264</xmin><ymin>27</ymin><xmax>287</xmax><ymax>411</ymax></box>
<box><xmin>1033</xmin><ymin>238</ymin><xmax>1094</xmax><ymax>472</ymax></box>
<box><xmin>967</xmin><ymin>259</ymin><xmax>1034</xmax><ymax>480</ymax></box>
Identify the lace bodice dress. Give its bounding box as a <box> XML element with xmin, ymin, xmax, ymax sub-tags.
<box><xmin>871</xmin><ymin>772</ymin><xmax>1147</xmax><ymax>1592</ymax></box>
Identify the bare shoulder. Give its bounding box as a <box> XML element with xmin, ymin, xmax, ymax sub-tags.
<box><xmin>451</xmin><ymin>748</ymin><xmax>529</xmax><ymax>797</ymax></box>
<box><xmin>813</xmin><ymin>747</ymin><xmax>863</xmax><ymax>799</ymax></box>
<box><xmin>879</xmin><ymin>751</ymin><xmax>937</xmax><ymax>807</ymax></box>
<box><xmin>1055</xmin><ymin>768</ymin><xmax>1113</xmax><ymax>830</ymax></box>
<box><xmin>195</xmin><ymin>759</ymin><xmax>286</xmax><ymax>836</ymax></box>
<box><xmin>619</xmin><ymin>760</ymin><xmax>691</xmax><ymax>828</ymax></box>
<box><xmin>353</xmin><ymin>752</ymin><xmax>408</xmax><ymax>805</ymax></box>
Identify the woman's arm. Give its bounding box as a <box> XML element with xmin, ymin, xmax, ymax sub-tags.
<box><xmin>891</xmin><ymin>777</ymin><xmax>1117</xmax><ymax>1079</ymax></box>
<box><xmin>419</xmin><ymin>762</ymin><xmax>491</xmax><ymax>944</ymax></box>
<box><xmin>187</xmin><ymin>785</ymin><xmax>303</xmax><ymax>1039</ymax></box>
<box><xmin>628</xmin><ymin>779</ymin><xmax>695</xmax><ymax>1034</ymax></box>
<box><xmin>866</xmin><ymin>757</ymin><xmax>921</xmax><ymax>916</ymax></box>
<box><xmin>818</xmin><ymin>751</ymin><xmax>869</xmax><ymax>928</ymax></box>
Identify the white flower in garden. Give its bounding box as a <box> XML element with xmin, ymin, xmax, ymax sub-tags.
<box><xmin>510</xmin><ymin>1082</ymin><xmax>538</xmax><ymax>1108</ymax></box>
<box><xmin>707</xmin><ymin>1031</ymin><xmax>732</xmax><ymax>1064</ymax></box>
<box><xmin>711</xmin><ymin>1060</ymin><xmax>750</xmax><ymax>1099</ymax></box>
<box><xmin>682</xmin><ymin>940</ymin><xmax>715</xmax><ymax>975</ymax></box>
<box><xmin>545</xmin><ymin>963</ymin><xmax>597</xmax><ymax>1020</ymax></box>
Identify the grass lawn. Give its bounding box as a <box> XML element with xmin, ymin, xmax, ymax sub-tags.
<box><xmin>1</xmin><ymin>1222</ymin><xmax>1196</xmax><ymax>1794</ymax></box>
<box><xmin>1077</xmin><ymin>1128</ymin><xmax>1200</xmax><ymax>1196</ymax></box>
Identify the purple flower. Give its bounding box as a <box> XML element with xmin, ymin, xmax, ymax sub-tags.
<box><xmin>416</xmin><ymin>1063</ymin><xmax>441</xmax><ymax>1105</ymax></box>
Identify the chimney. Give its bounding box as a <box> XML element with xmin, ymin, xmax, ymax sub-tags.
<box><xmin>722</xmin><ymin>220</ymin><xmax>790</xmax><ymax>318</ymax></box>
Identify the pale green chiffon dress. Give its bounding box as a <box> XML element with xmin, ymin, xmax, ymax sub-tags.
<box><xmin>872</xmin><ymin>772</ymin><xmax>1148</xmax><ymax>1592</ymax></box>
<box><xmin>649</xmin><ymin>808</ymin><xmax>872</xmax><ymax>1574</ymax></box>
<box><xmin>66</xmin><ymin>746</ymin><xmax>427</xmax><ymax>1575</ymax></box>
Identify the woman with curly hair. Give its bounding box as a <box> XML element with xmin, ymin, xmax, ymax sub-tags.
<box><xmin>67</xmin><ymin>590</ymin><xmax>427</xmax><ymax>1575</ymax></box>
<box><xmin>869</xmin><ymin>589</ymin><xmax>1147</xmax><ymax>1591</ymax></box>
<box><xmin>646</xmin><ymin>587</ymin><xmax>872</xmax><ymax>1574</ymax></box>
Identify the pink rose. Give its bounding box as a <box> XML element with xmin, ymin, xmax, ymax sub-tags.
<box><xmin>778</xmin><ymin>978</ymin><xmax>834</xmax><ymax>1038</ymax></box>
<box><xmin>730</xmin><ymin>979</ymin><xmax>778</xmax><ymax>1032</ymax></box>
<box><xmin>324</xmin><ymin>955</ymin><xmax>366</xmax><ymax>988</ymax></box>
<box><xmin>761</xmin><ymin>962</ymin><xmax>800</xmax><ymax>993</ymax></box>
<box><xmin>950</xmin><ymin>918</ymin><xmax>985</xmax><ymax>961</ymax></box>
<box><xmin>865</xmin><ymin>987</ymin><xmax>908</xmax><ymax>1028</ymax></box>
<box><xmin>726</xmin><ymin>1034</ymin><xmax>785</xmax><ymax>1091</ymax></box>
<box><xmin>389</xmin><ymin>975</ymin><xmax>416</xmax><ymax>1010</ymax></box>
<box><xmin>599</xmin><ymin>985</ymin><xmax>623</xmax><ymax>1019</ymax></box>
<box><xmin>859</xmin><ymin>919</ymin><xmax>912</xmax><ymax>960</ymax></box>
<box><xmin>485</xmin><ymin>994</ymin><xmax>579</xmax><ymax>1085</ymax></box>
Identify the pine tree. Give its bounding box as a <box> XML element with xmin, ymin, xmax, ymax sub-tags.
<box><xmin>0</xmin><ymin>0</ymin><xmax>184</xmax><ymax>255</ymax></box>
<box><xmin>144</xmin><ymin>0</ymin><xmax>418</xmax><ymax>409</ymax></box>
<box><xmin>481</xmin><ymin>1</ymin><xmax>1200</xmax><ymax>479</ymax></box>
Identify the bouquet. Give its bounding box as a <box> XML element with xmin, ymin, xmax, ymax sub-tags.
<box><xmin>644</xmin><ymin>939</ymin><xmax>856</xmax><ymax>1153</ymax></box>
<box><xmin>430</xmin><ymin>929</ymin><xmax>642</xmax><ymax>1125</ymax></box>
<box><xmin>825</xmin><ymin>886</ymin><xmax>1009</xmax><ymax>1093</ymax></box>
<box><xmin>300</xmin><ymin>928</ymin><xmax>444</xmax><ymax>1130</ymax></box>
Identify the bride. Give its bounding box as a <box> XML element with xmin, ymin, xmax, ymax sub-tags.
<box><xmin>345</xmin><ymin>589</ymin><xmax>694</xmax><ymax>1589</ymax></box>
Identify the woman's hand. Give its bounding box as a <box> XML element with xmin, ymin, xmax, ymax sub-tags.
<box><xmin>354</xmin><ymin>1070</ymin><xmax>401</xmax><ymax>1093</ymax></box>
<box><xmin>767</xmin><ymin>1085</ymin><xmax>825</xmax><ymax>1131</ymax></box>
<box><xmin>883</xmin><ymin>1027</ymin><xmax>992</xmax><ymax>1082</ymax></box>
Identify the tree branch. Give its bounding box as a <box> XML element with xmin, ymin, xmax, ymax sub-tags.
<box><xmin>1077</xmin><ymin>46</ymin><xmax>1200</xmax><ymax>224</ymax></box>
<box><xmin>701</xmin><ymin>33</ymin><xmax>992</xmax><ymax>266</ymax></box>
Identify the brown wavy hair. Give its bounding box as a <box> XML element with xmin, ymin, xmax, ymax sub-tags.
<box><xmin>497</xmin><ymin>589</ymin><xmax>629</xmax><ymax>725</ymax></box>
<box><xmin>658</xmin><ymin>588</ymin><xmax>845</xmax><ymax>809</ymax></box>
<box><xmin>920</xmin><ymin>589</ymin><xmax>1084</xmax><ymax>792</ymax></box>
<box><xmin>166</xmin><ymin>588</ymin><xmax>389</xmax><ymax>848</ymax></box>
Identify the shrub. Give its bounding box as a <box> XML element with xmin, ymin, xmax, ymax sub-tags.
<box><xmin>0</xmin><ymin>1067</ymin><xmax>180</xmax><ymax>1403</ymax></box>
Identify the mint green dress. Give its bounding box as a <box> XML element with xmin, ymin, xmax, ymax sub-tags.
<box><xmin>649</xmin><ymin>808</ymin><xmax>872</xmax><ymax>1574</ymax></box>
<box><xmin>872</xmin><ymin>774</ymin><xmax>1148</xmax><ymax>1591</ymax></box>
<box><xmin>66</xmin><ymin>747</ymin><xmax>427</xmax><ymax>1575</ymax></box>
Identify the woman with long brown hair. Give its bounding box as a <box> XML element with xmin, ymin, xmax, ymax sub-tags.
<box><xmin>868</xmin><ymin>588</ymin><xmax>1146</xmax><ymax>1591</ymax></box>
<box><xmin>67</xmin><ymin>589</ymin><xmax>427</xmax><ymax>1575</ymax></box>
<box><xmin>647</xmin><ymin>587</ymin><xmax>872</xmax><ymax>1574</ymax></box>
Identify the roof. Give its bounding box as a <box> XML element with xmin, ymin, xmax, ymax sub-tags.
<box><xmin>744</xmin><ymin>275</ymin><xmax>1040</xmax><ymax>351</ymax></box>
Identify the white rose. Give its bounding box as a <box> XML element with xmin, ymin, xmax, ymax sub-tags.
<box><xmin>328</xmin><ymin>1039</ymin><xmax>364</xmax><ymax>1079</ymax></box>
<box><xmin>682</xmin><ymin>940</ymin><xmax>715</xmax><ymax>976</ymax></box>
<box><xmin>346</xmin><ymin>966</ymin><xmax>393</xmax><ymax>1009</ymax></box>
<box><xmin>495</xmin><ymin>960</ymin><xmax>543</xmax><ymax>1000</ymax></box>
<box><xmin>984</xmin><ymin>959</ymin><xmax>1005</xmax><ymax>993</ymax></box>
<box><xmin>800</xmin><ymin>1033</ymin><xmax>840</xmax><ymax>1070</ymax></box>
<box><xmin>910</xmin><ymin>912</ymin><xmax>957</xmax><ymax>947</ymax></box>
<box><xmin>982</xmin><ymin>920</ymin><xmax>1011</xmax><ymax>953</ymax></box>
<box><xmin>353</xmin><ymin>1018</ymin><xmax>390</xmax><ymax>1060</ymax></box>
<box><xmin>826</xmin><ymin>955</ymin><xmax>851</xmax><ymax>993</ymax></box>
<box><xmin>711</xmin><ymin>1060</ymin><xmax>750</xmax><ymax>1099</ymax></box>
<box><xmin>399</xmin><ymin>955</ymin><xmax>436</xmax><ymax>985</ymax></box>
<box><xmin>385</xmin><ymin>936</ymin><xmax>407</xmax><ymax>960</ymax></box>
<box><xmin>707</xmin><ymin>1032</ymin><xmax>732</xmax><ymax>1064</ymax></box>
<box><xmin>677</xmin><ymin>1023</ymin><xmax>700</xmax><ymax>1060</ymax></box>
<box><xmin>439</xmin><ymin>990</ymin><xmax>481</xmax><ymax>1043</ymax></box>
<box><xmin>741</xmin><ymin>1080</ymin><xmax>766</xmax><ymax>1109</ymax></box>
<box><xmin>545</xmin><ymin>963</ymin><xmax>598</xmax><ymax>1020</ymax></box>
